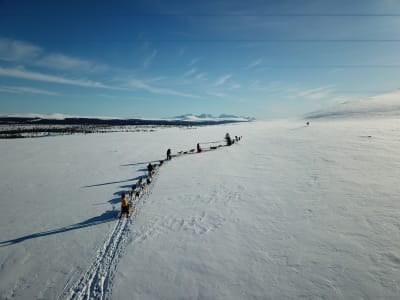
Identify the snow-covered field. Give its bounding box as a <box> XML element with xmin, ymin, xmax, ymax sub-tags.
<box><xmin>1</xmin><ymin>119</ymin><xmax>400</xmax><ymax>299</ymax></box>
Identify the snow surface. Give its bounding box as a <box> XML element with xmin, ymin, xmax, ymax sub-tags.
<box><xmin>306</xmin><ymin>90</ymin><xmax>400</xmax><ymax>119</ymax></box>
<box><xmin>1</xmin><ymin>119</ymin><xmax>400</xmax><ymax>299</ymax></box>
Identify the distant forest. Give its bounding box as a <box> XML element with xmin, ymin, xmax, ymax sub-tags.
<box><xmin>0</xmin><ymin>117</ymin><xmax>245</xmax><ymax>139</ymax></box>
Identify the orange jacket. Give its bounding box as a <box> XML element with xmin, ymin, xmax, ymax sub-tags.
<box><xmin>121</xmin><ymin>196</ymin><xmax>128</xmax><ymax>207</ymax></box>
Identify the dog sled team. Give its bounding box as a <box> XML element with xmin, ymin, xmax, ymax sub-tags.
<box><xmin>120</xmin><ymin>133</ymin><xmax>242</xmax><ymax>218</ymax></box>
<box><xmin>119</xmin><ymin>160</ymin><xmax>163</xmax><ymax>218</ymax></box>
<box><xmin>225</xmin><ymin>133</ymin><xmax>242</xmax><ymax>146</ymax></box>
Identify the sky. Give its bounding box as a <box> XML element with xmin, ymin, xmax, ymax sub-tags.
<box><xmin>1</xmin><ymin>0</ymin><xmax>400</xmax><ymax>119</ymax></box>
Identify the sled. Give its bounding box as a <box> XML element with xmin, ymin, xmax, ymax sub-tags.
<box><xmin>120</xmin><ymin>202</ymin><xmax>134</xmax><ymax>219</ymax></box>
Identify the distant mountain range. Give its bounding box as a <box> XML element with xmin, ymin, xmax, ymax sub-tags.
<box><xmin>0</xmin><ymin>113</ymin><xmax>255</xmax><ymax>126</ymax></box>
<box><xmin>169</xmin><ymin>113</ymin><xmax>255</xmax><ymax>122</ymax></box>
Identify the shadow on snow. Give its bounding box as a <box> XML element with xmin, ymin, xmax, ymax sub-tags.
<box><xmin>81</xmin><ymin>158</ymin><xmax>158</xmax><ymax>188</ymax></box>
<box><xmin>81</xmin><ymin>176</ymin><xmax>142</xmax><ymax>188</ymax></box>
<box><xmin>0</xmin><ymin>209</ymin><xmax>118</xmax><ymax>247</ymax></box>
<box><xmin>120</xmin><ymin>160</ymin><xmax>160</xmax><ymax>167</ymax></box>
<box><xmin>2</xmin><ymin>146</ymin><xmax>233</xmax><ymax>247</ymax></box>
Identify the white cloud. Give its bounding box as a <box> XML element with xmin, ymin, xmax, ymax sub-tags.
<box><xmin>0</xmin><ymin>38</ymin><xmax>42</xmax><ymax>62</ymax></box>
<box><xmin>143</xmin><ymin>49</ymin><xmax>157</xmax><ymax>68</ymax></box>
<box><xmin>295</xmin><ymin>86</ymin><xmax>333</xmax><ymax>100</ymax></box>
<box><xmin>183</xmin><ymin>68</ymin><xmax>197</xmax><ymax>77</ymax></box>
<box><xmin>206</xmin><ymin>91</ymin><xmax>226</xmax><ymax>98</ymax></box>
<box><xmin>0</xmin><ymin>67</ymin><xmax>118</xmax><ymax>89</ymax></box>
<box><xmin>0</xmin><ymin>37</ymin><xmax>107</xmax><ymax>72</ymax></box>
<box><xmin>246</xmin><ymin>59</ymin><xmax>262</xmax><ymax>69</ymax></box>
<box><xmin>215</xmin><ymin>74</ymin><xmax>232</xmax><ymax>86</ymax></box>
<box><xmin>230</xmin><ymin>83</ymin><xmax>241</xmax><ymax>89</ymax></box>
<box><xmin>37</xmin><ymin>53</ymin><xmax>108</xmax><ymax>72</ymax></box>
<box><xmin>195</xmin><ymin>72</ymin><xmax>207</xmax><ymax>80</ymax></box>
<box><xmin>247</xmin><ymin>81</ymin><xmax>334</xmax><ymax>101</ymax></box>
<box><xmin>188</xmin><ymin>58</ymin><xmax>200</xmax><ymax>66</ymax></box>
<box><xmin>146</xmin><ymin>76</ymin><xmax>166</xmax><ymax>83</ymax></box>
<box><xmin>130</xmin><ymin>79</ymin><xmax>197</xmax><ymax>98</ymax></box>
<box><xmin>254</xmin><ymin>81</ymin><xmax>282</xmax><ymax>93</ymax></box>
<box><xmin>0</xmin><ymin>85</ymin><xmax>58</xmax><ymax>96</ymax></box>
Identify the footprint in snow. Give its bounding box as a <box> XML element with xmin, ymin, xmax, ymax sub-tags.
<box><xmin>133</xmin><ymin>212</ymin><xmax>226</xmax><ymax>243</ymax></box>
<box><xmin>384</xmin><ymin>252</ymin><xmax>400</xmax><ymax>267</ymax></box>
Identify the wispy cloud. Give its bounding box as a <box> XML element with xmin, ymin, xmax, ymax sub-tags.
<box><xmin>146</xmin><ymin>76</ymin><xmax>166</xmax><ymax>83</ymax></box>
<box><xmin>195</xmin><ymin>72</ymin><xmax>207</xmax><ymax>80</ymax></box>
<box><xmin>248</xmin><ymin>80</ymin><xmax>287</xmax><ymax>93</ymax></box>
<box><xmin>0</xmin><ymin>38</ymin><xmax>42</xmax><ymax>62</ymax></box>
<box><xmin>206</xmin><ymin>91</ymin><xmax>226</xmax><ymax>98</ymax></box>
<box><xmin>183</xmin><ymin>68</ymin><xmax>197</xmax><ymax>77</ymax></box>
<box><xmin>188</xmin><ymin>57</ymin><xmax>200</xmax><ymax>66</ymax></box>
<box><xmin>215</xmin><ymin>74</ymin><xmax>232</xmax><ymax>86</ymax></box>
<box><xmin>230</xmin><ymin>83</ymin><xmax>241</xmax><ymax>89</ymax></box>
<box><xmin>37</xmin><ymin>53</ymin><xmax>108</xmax><ymax>72</ymax></box>
<box><xmin>143</xmin><ymin>49</ymin><xmax>157</xmax><ymax>68</ymax></box>
<box><xmin>246</xmin><ymin>59</ymin><xmax>263</xmax><ymax>69</ymax></box>
<box><xmin>0</xmin><ymin>85</ymin><xmax>58</xmax><ymax>95</ymax></box>
<box><xmin>295</xmin><ymin>86</ymin><xmax>333</xmax><ymax>100</ymax></box>
<box><xmin>248</xmin><ymin>81</ymin><xmax>333</xmax><ymax>100</ymax></box>
<box><xmin>0</xmin><ymin>67</ymin><xmax>119</xmax><ymax>89</ymax></box>
<box><xmin>0</xmin><ymin>37</ymin><xmax>107</xmax><ymax>72</ymax></box>
<box><xmin>130</xmin><ymin>79</ymin><xmax>197</xmax><ymax>98</ymax></box>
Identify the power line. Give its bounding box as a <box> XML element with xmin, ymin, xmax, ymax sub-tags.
<box><xmin>141</xmin><ymin>39</ymin><xmax>400</xmax><ymax>43</ymax></box>
<box><xmin>2</xmin><ymin>13</ymin><xmax>400</xmax><ymax>17</ymax></box>
<box><xmin>341</xmin><ymin>91</ymin><xmax>399</xmax><ymax>94</ymax></box>
<box><xmin>144</xmin><ymin>64</ymin><xmax>400</xmax><ymax>70</ymax></box>
<box><xmin>21</xmin><ymin>39</ymin><xmax>400</xmax><ymax>43</ymax></box>
<box><xmin>256</xmin><ymin>65</ymin><xmax>400</xmax><ymax>68</ymax></box>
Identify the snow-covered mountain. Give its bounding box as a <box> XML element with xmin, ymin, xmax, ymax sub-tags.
<box><xmin>170</xmin><ymin>113</ymin><xmax>255</xmax><ymax>122</ymax></box>
<box><xmin>0</xmin><ymin>113</ymin><xmax>255</xmax><ymax>123</ymax></box>
<box><xmin>306</xmin><ymin>90</ymin><xmax>400</xmax><ymax>119</ymax></box>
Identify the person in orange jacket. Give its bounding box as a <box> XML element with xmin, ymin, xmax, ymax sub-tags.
<box><xmin>120</xmin><ymin>192</ymin><xmax>129</xmax><ymax>219</ymax></box>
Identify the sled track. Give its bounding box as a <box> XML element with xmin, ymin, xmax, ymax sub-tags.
<box><xmin>60</xmin><ymin>145</ymin><xmax>231</xmax><ymax>299</ymax></box>
<box><xmin>60</xmin><ymin>169</ymin><xmax>160</xmax><ymax>300</ymax></box>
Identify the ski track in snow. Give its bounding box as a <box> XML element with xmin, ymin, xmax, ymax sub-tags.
<box><xmin>60</xmin><ymin>147</ymin><xmax>225</xmax><ymax>300</ymax></box>
<box><xmin>60</xmin><ymin>165</ymin><xmax>162</xmax><ymax>300</ymax></box>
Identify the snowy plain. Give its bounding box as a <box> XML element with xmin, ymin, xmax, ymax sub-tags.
<box><xmin>1</xmin><ymin>118</ymin><xmax>400</xmax><ymax>299</ymax></box>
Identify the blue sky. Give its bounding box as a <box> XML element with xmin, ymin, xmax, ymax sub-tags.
<box><xmin>1</xmin><ymin>0</ymin><xmax>400</xmax><ymax>119</ymax></box>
